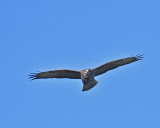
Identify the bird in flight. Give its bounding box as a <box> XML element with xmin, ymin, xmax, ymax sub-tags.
<box><xmin>29</xmin><ymin>55</ymin><xmax>143</xmax><ymax>91</ymax></box>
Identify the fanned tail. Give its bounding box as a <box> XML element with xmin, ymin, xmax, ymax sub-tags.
<box><xmin>82</xmin><ymin>79</ymin><xmax>98</xmax><ymax>91</ymax></box>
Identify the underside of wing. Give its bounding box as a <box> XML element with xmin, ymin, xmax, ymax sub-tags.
<box><xmin>29</xmin><ymin>69</ymin><xmax>81</xmax><ymax>80</ymax></box>
<box><xmin>93</xmin><ymin>55</ymin><xmax>143</xmax><ymax>76</ymax></box>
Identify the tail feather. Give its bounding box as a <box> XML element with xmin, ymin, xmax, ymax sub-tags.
<box><xmin>82</xmin><ymin>79</ymin><xmax>98</xmax><ymax>91</ymax></box>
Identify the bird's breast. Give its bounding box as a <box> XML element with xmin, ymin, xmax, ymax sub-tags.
<box><xmin>81</xmin><ymin>71</ymin><xmax>94</xmax><ymax>79</ymax></box>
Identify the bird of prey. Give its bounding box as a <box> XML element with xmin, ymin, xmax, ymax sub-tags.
<box><xmin>29</xmin><ymin>55</ymin><xmax>143</xmax><ymax>91</ymax></box>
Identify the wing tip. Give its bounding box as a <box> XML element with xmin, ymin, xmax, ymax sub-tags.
<box><xmin>135</xmin><ymin>54</ymin><xmax>144</xmax><ymax>60</ymax></box>
<box><xmin>28</xmin><ymin>72</ymin><xmax>39</xmax><ymax>80</ymax></box>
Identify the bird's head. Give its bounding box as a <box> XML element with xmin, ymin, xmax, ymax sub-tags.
<box><xmin>84</xmin><ymin>69</ymin><xmax>92</xmax><ymax>76</ymax></box>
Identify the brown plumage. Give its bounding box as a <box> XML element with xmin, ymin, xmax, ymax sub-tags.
<box><xmin>29</xmin><ymin>55</ymin><xmax>143</xmax><ymax>91</ymax></box>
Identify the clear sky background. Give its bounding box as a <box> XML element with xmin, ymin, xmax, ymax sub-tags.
<box><xmin>0</xmin><ymin>0</ymin><xmax>160</xmax><ymax>128</ymax></box>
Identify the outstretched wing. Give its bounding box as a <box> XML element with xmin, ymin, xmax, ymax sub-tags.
<box><xmin>29</xmin><ymin>69</ymin><xmax>81</xmax><ymax>80</ymax></box>
<box><xmin>93</xmin><ymin>55</ymin><xmax>143</xmax><ymax>76</ymax></box>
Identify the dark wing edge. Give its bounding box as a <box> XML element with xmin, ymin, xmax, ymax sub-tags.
<box><xmin>93</xmin><ymin>54</ymin><xmax>144</xmax><ymax>76</ymax></box>
<box><xmin>28</xmin><ymin>69</ymin><xmax>81</xmax><ymax>80</ymax></box>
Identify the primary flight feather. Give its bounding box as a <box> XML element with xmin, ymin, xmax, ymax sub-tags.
<box><xmin>29</xmin><ymin>55</ymin><xmax>143</xmax><ymax>91</ymax></box>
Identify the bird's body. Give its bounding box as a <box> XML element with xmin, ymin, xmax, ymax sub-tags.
<box><xmin>80</xmin><ymin>69</ymin><xmax>98</xmax><ymax>91</ymax></box>
<box><xmin>29</xmin><ymin>55</ymin><xmax>143</xmax><ymax>91</ymax></box>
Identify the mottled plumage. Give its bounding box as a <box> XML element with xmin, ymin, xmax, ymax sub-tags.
<box><xmin>29</xmin><ymin>55</ymin><xmax>143</xmax><ymax>91</ymax></box>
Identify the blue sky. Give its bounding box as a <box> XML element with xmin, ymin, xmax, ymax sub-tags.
<box><xmin>0</xmin><ymin>0</ymin><xmax>160</xmax><ymax>127</ymax></box>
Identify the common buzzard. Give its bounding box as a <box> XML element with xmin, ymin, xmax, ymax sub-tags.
<box><xmin>29</xmin><ymin>55</ymin><xmax>143</xmax><ymax>91</ymax></box>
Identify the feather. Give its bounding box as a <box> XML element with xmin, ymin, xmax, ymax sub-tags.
<box><xmin>29</xmin><ymin>69</ymin><xmax>81</xmax><ymax>80</ymax></box>
<box><xmin>93</xmin><ymin>55</ymin><xmax>143</xmax><ymax>76</ymax></box>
